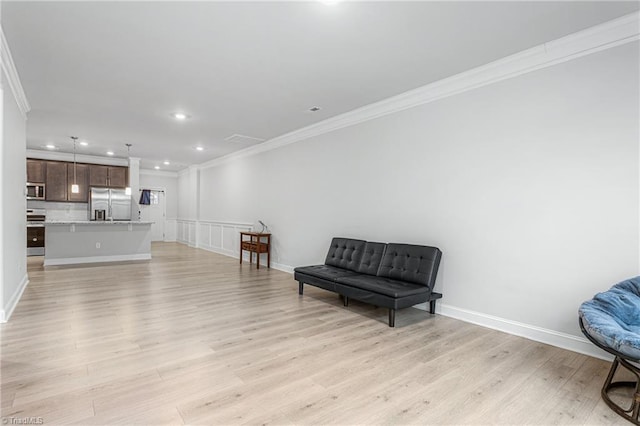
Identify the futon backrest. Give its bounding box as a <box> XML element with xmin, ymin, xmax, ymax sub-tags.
<box><xmin>356</xmin><ymin>242</ymin><xmax>387</xmax><ymax>275</ymax></box>
<box><xmin>377</xmin><ymin>243</ymin><xmax>442</xmax><ymax>288</ymax></box>
<box><xmin>324</xmin><ymin>238</ymin><xmax>366</xmax><ymax>272</ymax></box>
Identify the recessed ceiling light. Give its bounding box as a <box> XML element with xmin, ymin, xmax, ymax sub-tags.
<box><xmin>154</xmin><ymin>166</ymin><xmax>160</xmax><ymax>170</ymax></box>
<box><xmin>309</xmin><ymin>106</ymin><xmax>321</xmax><ymax>112</ymax></box>
<box><xmin>106</xmin><ymin>151</ymin><xmax>114</xmax><ymax>156</ymax></box>
<box><xmin>163</xmin><ymin>161</ymin><xmax>170</xmax><ymax>165</ymax></box>
<box><xmin>45</xmin><ymin>144</ymin><xmax>56</xmax><ymax>149</ymax></box>
<box><xmin>195</xmin><ymin>146</ymin><xmax>204</xmax><ymax>151</ymax></box>
<box><xmin>79</xmin><ymin>141</ymin><xmax>89</xmax><ymax>146</ymax></box>
<box><xmin>172</xmin><ymin>112</ymin><xmax>190</xmax><ymax>120</ymax></box>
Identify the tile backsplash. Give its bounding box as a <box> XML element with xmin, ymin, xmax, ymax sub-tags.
<box><xmin>27</xmin><ymin>201</ymin><xmax>89</xmax><ymax>221</ymax></box>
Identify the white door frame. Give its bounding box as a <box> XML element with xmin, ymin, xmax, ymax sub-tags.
<box><xmin>139</xmin><ymin>187</ymin><xmax>167</xmax><ymax>241</ymax></box>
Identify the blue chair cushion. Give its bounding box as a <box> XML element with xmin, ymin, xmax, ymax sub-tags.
<box><xmin>579</xmin><ymin>276</ymin><xmax>640</xmax><ymax>360</ymax></box>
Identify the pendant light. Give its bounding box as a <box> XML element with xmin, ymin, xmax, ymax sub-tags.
<box><xmin>71</xmin><ymin>136</ymin><xmax>79</xmax><ymax>193</ymax></box>
<box><xmin>125</xmin><ymin>143</ymin><xmax>132</xmax><ymax>196</ymax></box>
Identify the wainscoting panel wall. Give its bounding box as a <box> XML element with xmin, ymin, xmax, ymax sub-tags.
<box><xmin>177</xmin><ymin>219</ymin><xmax>252</xmax><ymax>259</ymax></box>
<box><xmin>176</xmin><ymin>220</ymin><xmax>197</xmax><ymax>247</ymax></box>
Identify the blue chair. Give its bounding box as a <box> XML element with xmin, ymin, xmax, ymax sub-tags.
<box><xmin>579</xmin><ymin>277</ymin><xmax>640</xmax><ymax>425</ymax></box>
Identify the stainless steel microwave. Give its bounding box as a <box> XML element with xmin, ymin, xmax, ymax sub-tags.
<box><xmin>26</xmin><ymin>183</ymin><xmax>45</xmax><ymax>200</ymax></box>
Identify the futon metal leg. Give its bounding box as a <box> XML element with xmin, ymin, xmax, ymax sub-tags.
<box><xmin>298</xmin><ymin>282</ymin><xmax>303</xmax><ymax>295</ymax></box>
<box><xmin>389</xmin><ymin>309</ymin><xmax>395</xmax><ymax>327</ymax></box>
<box><xmin>343</xmin><ymin>296</ymin><xmax>349</xmax><ymax>307</ymax></box>
<box><xmin>430</xmin><ymin>300</ymin><xmax>436</xmax><ymax>314</ymax></box>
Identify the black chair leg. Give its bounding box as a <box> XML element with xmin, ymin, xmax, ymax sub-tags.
<box><xmin>389</xmin><ymin>309</ymin><xmax>395</xmax><ymax>327</ymax></box>
<box><xmin>298</xmin><ymin>282</ymin><xmax>303</xmax><ymax>295</ymax></box>
<box><xmin>430</xmin><ymin>300</ymin><xmax>436</xmax><ymax>314</ymax></box>
<box><xmin>343</xmin><ymin>296</ymin><xmax>349</xmax><ymax>307</ymax></box>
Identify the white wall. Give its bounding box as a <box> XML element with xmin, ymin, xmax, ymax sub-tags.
<box><xmin>197</xmin><ymin>42</ymin><xmax>639</xmax><ymax>344</ymax></box>
<box><xmin>177</xmin><ymin>165</ymin><xmax>200</xmax><ymax>222</ymax></box>
<box><xmin>1</xmin><ymin>60</ymin><xmax>28</xmax><ymax>321</ymax></box>
<box><xmin>177</xmin><ymin>169</ymin><xmax>188</xmax><ymax>219</ymax></box>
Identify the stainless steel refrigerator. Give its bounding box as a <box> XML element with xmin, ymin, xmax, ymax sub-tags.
<box><xmin>90</xmin><ymin>188</ymin><xmax>131</xmax><ymax>221</ymax></box>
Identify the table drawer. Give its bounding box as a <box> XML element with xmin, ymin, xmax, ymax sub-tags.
<box><xmin>241</xmin><ymin>241</ymin><xmax>268</xmax><ymax>253</ymax></box>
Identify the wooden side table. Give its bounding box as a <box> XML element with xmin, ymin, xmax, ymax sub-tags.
<box><xmin>240</xmin><ymin>231</ymin><xmax>271</xmax><ymax>269</ymax></box>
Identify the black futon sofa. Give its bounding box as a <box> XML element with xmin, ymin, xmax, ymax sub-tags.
<box><xmin>294</xmin><ymin>237</ymin><xmax>442</xmax><ymax>327</ymax></box>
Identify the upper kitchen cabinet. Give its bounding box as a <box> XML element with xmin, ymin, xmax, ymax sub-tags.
<box><xmin>27</xmin><ymin>159</ymin><xmax>128</xmax><ymax>202</ymax></box>
<box><xmin>67</xmin><ymin>163</ymin><xmax>89</xmax><ymax>202</ymax></box>
<box><xmin>89</xmin><ymin>165</ymin><xmax>109</xmax><ymax>187</ymax></box>
<box><xmin>89</xmin><ymin>165</ymin><xmax>128</xmax><ymax>188</ymax></box>
<box><xmin>45</xmin><ymin>161</ymin><xmax>68</xmax><ymax>202</ymax></box>
<box><xmin>108</xmin><ymin>166</ymin><xmax>127</xmax><ymax>188</ymax></box>
<box><xmin>26</xmin><ymin>159</ymin><xmax>46</xmax><ymax>183</ymax></box>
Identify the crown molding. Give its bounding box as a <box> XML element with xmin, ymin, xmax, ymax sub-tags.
<box><xmin>199</xmin><ymin>11</ymin><xmax>640</xmax><ymax>171</ymax></box>
<box><xmin>1</xmin><ymin>26</ymin><xmax>30</xmax><ymax>120</ymax></box>
<box><xmin>27</xmin><ymin>149</ymin><xmax>129</xmax><ymax>166</ymax></box>
<box><xmin>139</xmin><ymin>169</ymin><xmax>179</xmax><ymax>178</ymax></box>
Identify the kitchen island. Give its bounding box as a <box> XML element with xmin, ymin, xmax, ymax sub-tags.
<box><xmin>44</xmin><ymin>221</ymin><xmax>153</xmax><ymax>266</ymax></box>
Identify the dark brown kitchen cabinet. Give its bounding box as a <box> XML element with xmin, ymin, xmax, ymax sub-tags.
<box><xmin>26</xmin><ymin>159</ymin><xmax>46</xmax><ymax>183</ymax></box>
<box><xmin>27</xmin><ymin>159</ymin><xmax>128</xmax><ymax>202</ymax></box>
<box><xmin>45</xmin><ymin>161</ymin><xmax>68</xmax><ymax>202</ymax></box>
<box><xmin>27</xmin><ymin>227</ymin><xmax>44</xmax><ymax>248</ymax></box>
<box><xmin>89</xmin><ymin>165</ymin><xmax>127</xmax><ymax>188</ymax></box>
<box><xmin>67</xmin><ymin>163</ymin><xmax>89</xmax><ymax>202</ymax></box>
<box><xmin>89</xmin><ymin>165</ymin><xmax>109</xmax><ymax>187</ymax></box>
<box><xmin>108</xmin><ymin>166</ymin><xmax>127</xmax><ymax>188</ymax></box>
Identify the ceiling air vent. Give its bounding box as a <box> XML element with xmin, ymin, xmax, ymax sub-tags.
<box><xmin>225</xmin><ymin>134</ymin><xmax>265</xmax><ymax>144</ymax></box>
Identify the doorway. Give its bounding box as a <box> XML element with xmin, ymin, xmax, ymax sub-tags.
<box><xmin>139</xmin><ymin>189</ymin><xmax>166</xmax><ymax>242</ymax></box>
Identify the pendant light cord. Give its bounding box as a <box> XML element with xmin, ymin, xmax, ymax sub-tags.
<box><xmin>71</xmin><ymin>136</ymin><xmax>78</xmax><ymax>184</ymax></box>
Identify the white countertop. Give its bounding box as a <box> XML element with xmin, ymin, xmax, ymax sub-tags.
<box><xmin>45</xmin><ymin>220</ymin><xmax>154</xmax><ymax>225</ymax></box>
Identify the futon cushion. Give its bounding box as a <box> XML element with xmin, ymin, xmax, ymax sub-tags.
<box><xmin>356</xmin><ymin>242</ymin><xmax>387</xmax><ymax>275</ymax></box>
<box><xmin>324</xmin><ymin>238</ymin><xmax>366</xmax><ymax>272</ymax></box>
<box><xmin>579</xmin><ymin>276</ymin><xmax>640</xmax><ymax>360</ymax></box>
<box><xmin>294</xmin><ymin>264</ymin><xmax>359</xmax><ymax>281</ymax></box>
<box><xmin>336</xmin><ymin>275</ymin><xmax>429</xmax><ymax>298</ymax></box>
<box><xmin>377</xmin><ymin>243</ymin><xmax>442</xmax><ymax>287</ymax></box>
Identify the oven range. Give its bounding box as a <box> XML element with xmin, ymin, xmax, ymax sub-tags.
<box><xmin>27</xmin><ymin>208</ymin><xmax>45</xmax><ymax>256</ymax></box>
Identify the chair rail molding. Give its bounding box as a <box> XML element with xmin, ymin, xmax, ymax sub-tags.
<box><xmin>176</xmin><ymin>219</ymin><xmax>198</xmax><ymax>247</ymax></box>
<box><xmin>199</xmin><ymin>11</ymin><xmax>640</xmax><ymax>171</ymax></box>
<box><xmin>175</xmin><ymin>219</ymin><xmax>297</xmax><ymax>272</ymax></box>
<box><xmin>197</xmin><ymin>220</ymin><xmax>253</xmax><ymax>258</ymax></box>
<box><xmin>176</xmin><ymin>219</ymin><xmax>254</xmax><ymax>256</ymax></box>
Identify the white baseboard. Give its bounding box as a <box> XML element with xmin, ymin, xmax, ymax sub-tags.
<box><xmin>419</xmin><ymin>303</ymin><xmax>612</xmax><ymax>361</ymax></box>
<box><xmin>198</xmin><ymin>244</ymin><xmax>294</xmax><ymax>274</ymax></box>
<box><xmin>177</xmin><ymin>241</ymin><xmax>613</xmax><ymax>361</ymax></box>
<box><xmin>43</xmin><ymin>253</ymin><xmax>152</xmax><ymax>266</ymax></box>
<box><xmin>270</xmin><ymin>262</ymin><xmax>294</xmax><ymax>274</ymax></box>
<box><xmin>198</xmin><ymin>244</ymin><xmax>235</xmax><ymax>258</ymax></box>
<box><xmin>1</xmin><ymin>274</ymin><xmax>29</xmax><ymax>323</ymax></box>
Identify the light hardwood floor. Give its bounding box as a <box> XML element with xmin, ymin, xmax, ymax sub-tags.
<box><xmin>0</xmin><ymin>242</ymin><xmax>629</xmax><ymax>425</ymax></box>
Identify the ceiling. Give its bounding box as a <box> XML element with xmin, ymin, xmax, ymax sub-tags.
<box><xmin>3</xmin><ymin>1</ymin><xmax>638</xmax><ymax>172</ymax></box>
